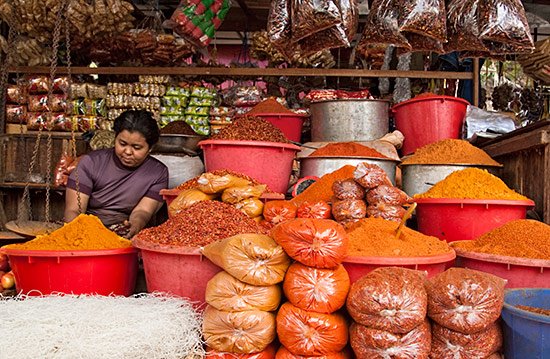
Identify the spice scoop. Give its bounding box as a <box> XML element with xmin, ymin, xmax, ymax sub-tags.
<box><xmin>395</xmin><ymin>202</ymin><xmax>417</xmax><ymax>240</ymax></box>
<box><xmin>288</xmin><ymin>140</ymin><xmax>319</xmax><ymax>150</ymax></box>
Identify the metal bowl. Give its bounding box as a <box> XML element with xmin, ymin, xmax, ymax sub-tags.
<box><xmin>152</xmin><ymin>134</ymin><xmax>207</xmax><ymax>155</ymax></box>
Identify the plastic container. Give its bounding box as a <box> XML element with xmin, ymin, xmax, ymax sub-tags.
<box><xmin>342</xmin><ymin>250</ymin><xmax>456</xmax><ymax>283</ymax></box>
<box><xmin>1</xmin><ymin>247</ymin><xmax>138</xmax><ymax>296</ymax></box>
<box><xmin>501</xmin><ymin>289</ymin><xmax>550</xmax><ymax>358</ymax></box>
<box><xmin>392</xmin><ymin>96</ymin><xmax>470</xmax><ymax>155</ymax></box>
<box><xmin>199</xmin><ymin>140</ymin><xmax>300</xmax><ymax>194</ymax></box>
<box><xmin>415</xmin><ymin>198</ymin><xmax>535</xmax><ymax>242</ymax></box>
<box><xmin>453</xmin><ymin>243</ymin><xmax>550</xmax><ymax>288</ymax></box>
<box><xmin>251</xmin><ymin>113</ymin><xmax>307</xmax><ymax>143</ymax></box>
<box><xmin>133</xmin><ymin>238</ymin><xmax>222</xmax><ymax>305</ymax></box>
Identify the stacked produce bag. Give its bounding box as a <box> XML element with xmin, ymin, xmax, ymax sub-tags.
<box><xmin>272</xmin><ymin>219</ymin><xmax>350</xmax><ymax>357</ymax></box>
<box><xmin>5</xmin><ymin>83</ymin><xmax>27</xmax><ymax>127</ymax></box>
<box><xmin>106</xmin><ymin>77</ymin><xmax>165</xmax><ymax>123</ymax></box>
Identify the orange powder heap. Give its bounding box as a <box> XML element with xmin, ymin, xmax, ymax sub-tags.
<box><xmin>247</xmin><ymin>98</ymin><xmax>294</xmax><ymax>115</ymax></box>
<box><xmin>452</xmin><ymin>219</ymin><xmax>550</xmax><ymax>260</ymax></box>
<box><xmin>310</xmin><ymin>142</ymin><xmax>389</xmax><ymax>158</ymax></box>
<box><xmin>402</xmin><ymin>139</ymin><xmax>501</xmax><ymax>166</ymax></box>
<box><xmin>346</xmin><ymin>217</ymin><xmax>452</xmax><ymax>257</ymax></box>
<box><xmin>291</xmin><ymin>165</ymin><xmax>356</xmax><ymax>206</ymax></box>
<box><xmin>5</xmin><ymin>214</ymin><xmax>132</xmax><ymax>250</ymax></box>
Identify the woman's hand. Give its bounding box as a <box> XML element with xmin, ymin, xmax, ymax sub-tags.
<box><xmin>126</xmin><ymin>197</ymin><xmax>164</xmax><ymax>238</ymax></box>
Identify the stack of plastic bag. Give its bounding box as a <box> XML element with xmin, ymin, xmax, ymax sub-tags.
<box><xmin>272</xmin><ymin>218</ymin><xmax>350</xmax><ymax>357</ymax></box>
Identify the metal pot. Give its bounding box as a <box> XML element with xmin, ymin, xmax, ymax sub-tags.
<box><xmin>401</xmin><ymin>164</ymin><xmax>502</xmax><ymax>197</ymax></box>
<box><xmin>152</xmin><ymin>134</ymin><xmax>206</xmax><ymax>155</ymax></box>
<box><xmin>299</xmin><ymin>156</ymin><xmax>399</xmax><ymax>185</ymax></box>
<box><xmin>310</xmin><ymin>99</ymin><xmax>390</xmax><ymax>142</ymax></box>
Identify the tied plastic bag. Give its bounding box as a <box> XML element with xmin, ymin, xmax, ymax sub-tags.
<box><xmin>427</xmin><ymin>268</ymin><xmax>506</xmax><ymax>334</ymax></box>
<box><xmin>268</xmin><ymin>0</ymin><xmax>291</xmax><ymax>50</ymax></box>
<box><xmin>399</xmin><ymin>0</ymin><xmax>447</xmax><ymax>42</ymax></box>
<box><xmin>346</xmin><ymin>267</ymin><xmax>428</xmax><ymax>333</ymax></box>
<box><xmin>283</xmin><ymin>263</ymin><xmax>350</xmax><ymax>314</ymax></box>
<box><xmin>276</xmin><ymin>347</ymin><xmax>350</xmax><ymax>359</ymax></box>
<box><xmin>366</xmin><ymin>185</ymin><xmax>412</xmax><ymax>205</ymax></box>
<box><xmin>201</xmin><ymin>233</ymin><xmax>291</xmax><ymax>286</ymax></box>
<box><xmin>263</xmin><ymin>201</ymin><xmax>297</xmax><ymax>225</ymax></box>
<box><xmin>446</xmin><ymin>0</ymin><xmax>487</xmax><ymax>52</ymax></box>
<box><xmin>271</xmin><ymin>218</ymin><xmax>348</xmax><ymax>269</ymax></box>
<box><xmin>353</xmin><ymin>163</ymin><xmax>392</xmax><ymax>189</ymax></box>
<box><xmin>168</xmin><ymin>189</ymin><xmax>217</xmax><ymax>217</ymax></box>
<box><xmin>197</xmin><ymin>173</ymin><xmax>251</xmax><ymax>194</ymax></box>
<box><xmin>430</xmin><ymin>322</ymin><xmax>503</xmax><ymax>359</ymax></box>
<box><xmin>54</xmin><ymin>153</ymin><xmax>81</xmax><ymax>187</ymax></box>
<box><xmin>366</xmin><ymin>203</ymin><xmax>406</xmax><ymax>222</ymax></box>
<box><xmin>296</xmin><ymin>201</ymin><xmax>332</xmax><ymax>219</ymax></box>
<box><xmin>207</xmin><ymin>343</ymin><xmax>278</xmax><ymax>359</ymax></box>
<box><xmin>332</xmin><ymin>179</ymin><xmax>365</xmax><ymax>200</ymax></box>
<box><xmin>331</xmin><ymin>199</ymin><xmax>367</xmax><ymax>222</ymax></box>
<box><xmin>290</xmin><ymin>0</ymin><xmax>342</xmax><ymax>43</ymax></box>
<box><xmin>402</xmin><ymin>33</ymin><xmax>446</xmax><ymax>54</ymax></box>
<box><xmin>361</xmin><ymin>0</ymin><xmax>410</xmax><ymax>49</ymax></box>
<box><xmin>222</xmin><ymin>185</ymin><xmax>267</xmax><ymax>204</ymax></box>
<box><xmin>276</xmin><ymin>302</ymin><xmax>348</xmax><ymax>356</ymax></box>
<box><xmin>205</xmin><ymin>271</ymin><xmax>282</xmax><ymax>312</ymax></box>
<box><xmin>349</xmin><ymin>320</ymin><xmax>431</xmax><ymax>359</ymax></box>
<box><xmin>235</xmin><ymin>198</ymin><xmax>265</xmax><ymax>218</ymax></box>
<box><xmin>203</xmin><ymin>305</ymin><xmax>276</xmax><ymax>354</ymax></box>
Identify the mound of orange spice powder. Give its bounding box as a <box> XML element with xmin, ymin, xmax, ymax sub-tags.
<box><xmin>402</xmin><ymin>139</ymin><xmax>500</xmax><ymax>166</ymax></box>
<box><xmin>346</xmin><ymin>217</ymin><xmax>452</xmax><ymax>257</ymax></box>
<box><xmin>452</xmin><ymin>219</ymin><xmax>550</xmax><ymax>260</ymax></box>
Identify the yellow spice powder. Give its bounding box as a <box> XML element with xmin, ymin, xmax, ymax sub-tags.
<box><xmin>402</xmin><ymin>139</ymin><xmax>501</xmax><ymax>166</ymax></box>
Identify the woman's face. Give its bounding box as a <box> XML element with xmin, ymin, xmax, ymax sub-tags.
<box><xmin>114</xmin><ymin>130</ymin><xmax>150</xmax><ymax>167</ymax></box>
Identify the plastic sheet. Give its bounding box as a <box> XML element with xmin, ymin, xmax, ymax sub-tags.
<box><xmin>331</xmin><ymin>199</ymin><xmax>367</xmax><ymax>222</ymax></box>
<box><xmin>346</xmin><ymin>267</ymin><xmax>427</xmax><ymax>333</ymax></box>
<box><xmin>464</xmin><ymin>105</ymin><xmax>516</xmax><ymax>140</ymax></box>
<box><xmin>263</xmin><ymin>201</ymin><xmax>298</xmax><ymax>225</ymax></box>
<box><xmin>276</xmin><ymin>302</ymin><xmax>348</xmax><ymax>356</ymax></box>
<box><xmin>332</xmin><ymin>179</ymin><xmax>365</xmax><ymax>200</ymax></box>
<box><xmin>296</xmin><ymin>201</ymin><xmax>332</xmax><ymax>219</ymax></box>
<box><xmin>353</xmin><ymin>163</ymin><xmax>392</xmax><ymax>189</ymax></box>
<box><xmin>430</xmin><ymin>322</ymin><xmax>503</xmax><ymax>359</ymax></box>
<box><xmin>446</xmin><ymin>0</ymin><xmax>487</xmax><ymax>52</ymax></box>
<box><xmin>203</xmin><ymin>305</ymin><xmax>276</xmax><ymax>354</ymax></box>
<box><xmin>361</xmin><ymin>0</ymin><xmax>410</xmax><ymax>49</ymax></box>
<box><xmin>202</xmin><ymin>233</ymin><xmax>291</xmax><ymax>286</ymax></box>
<box><xmin>427</xmin><ymin>268</ymin><xmax>506</xmax><ymax>334</ymax></box>
<box><xmin>283</xmin><ymin>263</ymin><xmax>350</xmax><ymax>313</ymax></box>
<box><xmin>271</xmin><ymin>218</ymin><xmax>348</xmax><ymax>269</ymax></box>
<box><xmin>366</xmin><ymin>185</ymin><xmax>412</xmax><ymax>205</ymax></box>
<box><xmin>349</xmin><ymin>320</ymin><xmax>431</xmax><ymax>359</ymax></box>
<box><xmin>399</xmin><ymin>0</ymin><xmax>447</xmax><ymax>42</ymax></box>
<box><xmin>205</xmin><ymin>271</ymin><xmax>282</xmax><ymax>312</ymax></box>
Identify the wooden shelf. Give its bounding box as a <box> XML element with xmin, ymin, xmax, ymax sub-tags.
<box><xmin>9</xmin><ymin>66</ymin><xmax>474</xmax><ymax>80</ymax></box>
<box><xmin>0</xmin><ymin>182</ymin><xmax>62</xmax><ymax>190</ymax></box>
<box><xmin>1</xmin><ymin>132</ymin><xmax>84</xmax><ymax>139</ymax></box>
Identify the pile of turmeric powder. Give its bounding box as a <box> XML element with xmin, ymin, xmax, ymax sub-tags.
<box><xmin>452</xmin><ymin>219</ymin><xmax>550</xmax><ymax>260</ymax></box>
<box><xmin>4</xmin><ymin>214</ymin><xmax>132</xmax><ymax>250</ymax></box>
<box><xmin>346</xmin><ymin>217</ymin><xmax>452</xmax><ymax>257</ymax></box>
<box><xmin>415</xmin><ymin>168</ymin><xmax>530</xmax><ymax>200</ymax></box>
<box><xmin>291</xmin><ymin>165</ymin><xmax>356</xmax><ymax>206</ymax></box>
<box><xmin>401</xmin><ymin>139</ymin><xmax>501</xmax><ymax>166</ymax></box>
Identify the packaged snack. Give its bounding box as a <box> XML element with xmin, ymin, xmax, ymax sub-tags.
<box><xmin>6</xmin><ymin>105</ymin><xmax>27</xmax><ymax>124</ymax></box>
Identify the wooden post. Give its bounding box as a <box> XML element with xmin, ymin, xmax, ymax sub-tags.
<box><xmin>473</xmin><ymin>58</ymin><xmax>480</xmax><ymax>107</ymax></box>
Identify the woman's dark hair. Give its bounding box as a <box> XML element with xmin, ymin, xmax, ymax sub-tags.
<box><xmin>114</xmin><ymin>110</ymin><xmax>160</xmax><ymax>147</ymax></box>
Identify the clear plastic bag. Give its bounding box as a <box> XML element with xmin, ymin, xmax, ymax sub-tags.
<box><xmin>427</xmin><ymin>268</ymin><xmax>506</xmax><ymax>334</ymax></box>
<box><xmin>331</xmin><ymin>199</ymin><xmax>367</xmax><ymax>222</ymax></box>
<box><xmin>291</xmin><ymin>0</ymin><xmax>342</xmax><ymax>43</ymax></box>
<box><xmin>168</xmin><ymin>189</ymin><xmax>216</xmax><ymax>217</ymax></box>
<box><xmin>366</xmin><ymin>203</ymin><xmax>406</xmax><ymax>222</ymax></box>
<box><xmin>197</xmin><ymin>173</ymin><xmax>251</xmax><ymax>194</ymax></box>
<box><xmin>346</xmin><ymin>267</ymin><xmax>427</xmax><ymax>333</ymax></box>
<box><xmin>366</xmin><ymin>185</ymin><xmax>412</xmax><ymax>205</ymax></box>
<box><xmin>271</xmin><ymin>218</ymin><xmax>348</xmax><ymax>269</ymax></box>
<box><xmin>268</xmin><ymin>0</ymin><xmax>291</xmax><ymax>47</ymax></box>
<box><xmin>235</xmin><ymin>198</ymin><xmax>265</xmax><ymax>218</ymax></box>
<box><xmin>205</xmin><ymin>271</ymin><xmax>282</xmax><ymax>312</ymax></box>
<box><xmin>276</xmin><ymin>302</ymin><xmax>348</xmax><ymax>356</ymax></box>
<box><xmin>207</xmin><ymin>343</ymin><xmax>277</xmax><ymax>359</ymax></box>
<box><xmin>283</xmin><ymin>262</ymin><xmax>350</xmax><ymax>314</ymax></box>
<box><xmin>399</xmin><ymin>0</ymin><xmax>447</xmax><ymax>42</ymax></box>
<box><xmin>353</xmin><ymin>163</ymin><xmax>392</xmax><ymax>189</ymax></box>
<box><xmin>276</xmin><ymin>346</ymin><xmax>349</xmax><ymax>359</ymax></box>
<box><xmin>221</xmin><ymin>185</ymin><xmax>267</xmax><ymax>204</ymax></box>
<box><xmin>349</xmin><ymin>320</ymin><xmax>431</xmax><ymax>359</ymax></box>
<box><xmin>430</xmin><ymin>322</ymin><xmax>503</xmax><ymax>359</ymax></box>
<box><xmin>263</xmin><ymin>200</ymin><xmax>297</xmax><ymax>225</ymax></box>
<box><xmin>296</xmin><ymin>201</ymin><xmax>332</xmax><ymax>219</ymax></box>
<box><xmin>402</xmin><ymin>32</ymin><xmax>446</xmax><ymax>54</ymax></box>
<box><xmin>203</xmin><ymin>305</ymin><xmax>276</xmax><ymax>354</ymax></box>
<box><xmin>361</xmin><ymin>0</ymin><xmax>410</xmax><ymax>49</ymax></box>
<box><xmin>333</xmin><ymin>178</ymin><xmax>365</xmax><ymax>200</ymax></box>
<box><xmin>446</xmin><ymin>0</ymin><xmax>487</xmax><ymax>53</ymax></box>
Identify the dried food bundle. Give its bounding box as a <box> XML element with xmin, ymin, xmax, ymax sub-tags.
<box><xmin>361</xmin><ymin>0</ymin><xmax>410</xmax><ymax>49</ymax></box>
<box><xmin>290</xmin><ymin>0</ymin><xmax>342</xmax><ymax>43</ymax></box>
<box><xmin>283</xmin><ymin>263</ymin><xmax>350</xmax><ymax>313</ymax></box>
<box><xmin>427</xmin><ymin>268</ymin><xmax>505</xmax><ymax>334</ymax></box>
<box><xmin>271</xmin><ymin>218</ymin><xmax>348</xmax><ymax>269</ymax></box>
<box><xmin>275</xmin><ymin>346</ymin><xmax>349</xmax><ymax>359</ymax></box>
<box><xmin>205</xmin><ymin>271</ymin><xmax>282</xmax><ymax>312</ymax></box>
<box><xmin>353</xmin><ymin>163</ymin><xmax>392</xmax><ymax>189</ymax></box>
<box><xmin>366</xmin><ymin>185</ymin><xmax>412</xmax><ymax>205</ymax></box>
<box><xmin>296</xmin><ymin>201</ymin><xmax>332</xmax><ymax>219</ymax></box>
<box><xmin>446</xmin><ymin>0</ymin><xmax>487</xmax><ymax>52</ymax></box>
<box><xmin>332</xmin><ymin>179</ymin><xmax>365</xmax><ymax>200</ymax></box>
<box><xmin>202</xmin><ymin>233</ymin><xmax>291</xmax><ymax>286</ymax></box>
<box><xmin>399</xmin><ymin>0</ymin><xmax>447</xmax><ymax>42</ymax></box>
<box><xmin>349</xmin><ymin>320</ymin><xmax>431</xmax><ymax>359</ymax></box>
<box><xmin>203</xmin><ymin>305</ymin><xmax>276</xmax><ymax>354</ymax></box>
<box><xmin>430</xmin><ymin>322</ymin><xmax>503</xmax><ymax>359</ymax></box>
<box><xmin>263</xmin><ymin>201</ymin><xmax>298</xmax><ymax>225</ymax></box>
<box><xmin>276</xmin><ymin>302</ymin><xmax>348</xmax><ymax>356</ymax></box>
<box><xmin>331</xmin><ymin>199</ymin><xmax>367</xmax><ymax>223</ymax></box>
<box><xmin>346</xmin><ymin>267</ymin><xmax>427</xmax><ymax>333</ymax></box>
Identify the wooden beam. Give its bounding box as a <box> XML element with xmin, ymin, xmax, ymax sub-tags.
<box><xmin>482</xmin><ymin>129</ymin><xmax>550</xmax><ymax>157</ymax></box>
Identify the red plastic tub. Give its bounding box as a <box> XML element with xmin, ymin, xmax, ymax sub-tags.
<box><xmin>392</xmin><ymin>96</ymin><xmax>470</xmax><ymax>155</ymax></box>
<box><xmin>252</xmin><ymin>113</ymin><xmax>308</xmax><ymax>143</ymax></box>
<box><xmin>199</xmin><ymin>140</ymin><xmax>301</xmax><ymax>194</ymax></box>
<box><xmin>133</xmin><ymin>238</ymin><xmax>222</xmax><ymax>306</ymax></box>
<box><xmin>453</xmin><ymin>243</ymin><xmax>550</xmax><ymax>288</ymax></box>
<box><xmin>1</xmin><ymin>247</ymin><xmax>138</xmax><ymax>296</ymax></box>
<box><xmin>342</xmin><ymin>250</ymin><xmax>456</xmax><ymax>283</ymax></box>
<box><xmin>415</xmin><ymin>198</ymin><xmax>535</xmax><ymax>242</ymax></box>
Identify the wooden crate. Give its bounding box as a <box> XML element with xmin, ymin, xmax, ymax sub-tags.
<box><xmin>481</xmin><ymin>121</ymin><xmax>550</xmax><ymax>224</ymax></box>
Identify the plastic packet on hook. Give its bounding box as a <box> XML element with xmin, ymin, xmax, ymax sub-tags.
<box><xmin>290</xmin><ymin>0</ymin><xmax>342</xmax><ymax>43</ymax></box>
<box><xmin>27</xmin><ymin>94</ymin><xmax>66</xmax><ymax>113</ymax></box>
<box><xmin>445</xmin><ymin>0</ymin><xmax>488</xmax><ymax>53</ymax></box>
<box><xmin>361</xmin><ymin>0</ymin><xmax>410</xmax><ymax>50</ymax></box>
<box><xmin>6</xmin><ymin>105</ymin><xmax>27</xmax><ymax>124</ymax></box>
<box><xmin>267</xmin><ymin>0</ymin><xmax>291</xmax><ymax>50</ymax></box>
<box><xmin>398</xmin><ymin>32</ymin><xmax>445</xmax><ymax>54</ymax></box>
<box><xmin>399</xmin><ymin>0</ymin><xmax>447</xmax><ymax>42</ymax></box>
<box><xmin>6</xmin><ymin>85</ymin><xmax>27</xmax><ymax>104</ymax></box>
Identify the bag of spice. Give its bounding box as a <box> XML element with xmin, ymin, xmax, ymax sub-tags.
<box><xmin>296</xmin><ymin>201</ymin><xmax>332</xmax><ymax>219</ymax></box>
<box><xmin>366</xmin><ymin>203</ymin><xmax>406</xmax><ymax>222</ymax></box>
<box><xmin>267</xmin><ymin>0</ymin><xmax>292</xmax><ymax>55</ymax></box>
<box><xmin>430</xmin><ymin>322</ymin><xmax>503</xmax><ymax>358</ymax></box>
<box><xmin>290</xmin><ymin>0</ymin><xmax>342</xmax><ymax>43</ymax></box>
<box><xmin>276</xmin><ymin>302</ymin><xmax>348</xmax><ymax>356</ymax></box>
<box><xmin>426</xmin><ymin>268</ymin><xmax>506</xmax><ymax>334</ymax></box>
<box><xmin>346</xmin><ymin>267</ymin><xmax>428</xmax><ymax>333</ymax></box>
<box><xmin>332</xmin><ymin>178</ymin><xmax>365</xmax><ymax>200</ymax></box>
<box><xmin>399</xmin><ymin>0</ymin><xmax>447</xmax><ymax>42</ymax></box>
<box><xmin>331</xmin><ymin>199</ymin><xmax>367</xmax><ymax>223</ymax></box>
<box><xmin>366</xmin><ymin>185</ymin><xmax>412</xmax><ymax>205</ymax></box>
<box><xmin>349</xmin><ymin>320</ymin><xmax>431</xmax><ymax>359</ymax></box>
<box><xmin>271</xmin><ymin>218</ymin><xmax>348</xmax><ymax>269</ymax></box>
<box><xmin>206</xmin><ymin>343</ymin><xmax>278</xmax><ymax>359</ymax></box>
<box><xmin>221</xmin><ymin>185</ymin><xmax>266</xmax><ymax>204</ymax></box>
<box><xmin>203</xmin><ymin>305</ymin><xmax>276</xmax><ymax>354</ymax></box>
<box><xmin>361</xmin><ymin>0</ymin><xmax>410</xmax><ymax>50</ymax></box>
<box><xmin>202</xmin><ymin>233</ymin><xmax>291</xmax><ymax>286</ymax></box>
<box><xmin>283</xmin><ymin>262</ymin><xmax>350</xmax><ymax>314</ymax></box>
<box><xmin>168</xmin><ymin>189</ymin><xmax>217</xmax><ymax>217</ymax></box>
<box><xmin>197</xmin><ymin>172</ymin><xmax>252</xmax><ymax>194</ymax></box>
<box><xmin>445</xmin><ymin>0</ymin><xmax>488</xmax><ymax>53</ymax></box>
<box><xmin>263</xmin><ymin>201</ymin><xmax>297</xmax><ymax>225</ymax></box>
<box><xmin>205</xmin><ymin>271</ymin><xmax>282</xmax><ymax>312</ymax></box>
<box><xmin>235</xmin><ymin>198</ymin><xmax>264</xmax><ymax>218</ymax></box>
<box><xmin>353</xmin><ymin>163</ymin><xmax>392</xmax><ymax>189</ymax></box>
<box><xmin>275</xmin><ymin>346</ymin><xmax>349</xmax><ymax>359</ymax></box>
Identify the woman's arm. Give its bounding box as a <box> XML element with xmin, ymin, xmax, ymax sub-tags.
<box><xmin>64</xmin><ymin>188</ymin><xmax>90</xmax><ymax>222</ymax></box>
<box><xmin>126</xmin><ymin>197</ymin><xmax>164</xmax><ymax>238</ymax></box>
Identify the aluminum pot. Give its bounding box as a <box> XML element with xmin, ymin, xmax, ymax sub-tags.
<box><xmin>152</xmin><ymin>134</ymin><xmax>206</xmax><ymax>154</ymax></box>
<box><xmin>310</xmin><ymin>99</ymin><xmax>390</xmax><ymax>142</ymax></box>
<box><xmin>299</xmin><ymin>156</ymin><xmax>399</xmax><ymax>185</ymax></box>
<box><xmin>401</xmin><ymin>164</ymin><xmax>502</xmax><ymax>197</ymax></box>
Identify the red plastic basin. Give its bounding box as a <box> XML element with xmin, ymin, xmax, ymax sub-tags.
<box><xmin>251</xmin><ymin>112</ymin><xmax>308</xmax><ymax>143</ymax></box>
<box><xmin>453</xmin><ymin>243</ymin><xmax>550</xmax><ymax>288</ymax></box>
<box><xmin>342</xmin><ymin>250</ymin><xmax>456</xmax><ymax>283</ymax></box>
<box><xmin>415</xmin><ymin>198</ymin><xmax>535</xmax><ymax>242</ymax></box>
<box><xmin>1</xmin><ymin>247</ymin><xmax>138</xmax><ymax>296</ymax></box>
<box><xmin>392</xmin><ymin>95</ymin><xmax>470</xmax><ymax>155</ymax></box>
<box><xmin>199</xmin><ymin>140</ymin><xmax>301</xmax><ymax>194</ymax></box>
<box><xmin>133</xmin><ymin>238</ymin><xmax>222</xmax><ymax>306</ymax></box>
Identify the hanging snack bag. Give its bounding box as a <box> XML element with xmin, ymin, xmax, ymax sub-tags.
<box><xmin>361</xmin><ymin>0</ymin><xmax>410</xmax><ymax>49</ymax></box>
<box><xmin>402</xmin><ymin>32</ymin><xmax>446</xmax><ymax>54</ymax></box>
<box><xmin>26</xmin><ymin>76</ymin><xmax>50</xmax><ymax>94</ymax></box>
<box><xmin>6</xmin><ymin>105</ymin><xmax>27</xmax><ymax>124</ymax></box>
<box><xmin>6</xmin><ymin>85</ymin><xmax>27</xmax><ymax>104</ymax></box>
<box><xmin>296</xmin><ymin>201</ymin><xmax>332</xmax><ymax>219</ymax></box>
<box><xmin>28</xmin><ymin>94</ymin><xmax>66</xmax><ymax>113</ymax></box>
<box><xmin>399</xmin><ymin>0</ymin><xmax>447</xmax><ymax>42</ymax></box>
<box><xmin>430</xmin><ymin>322</ymin><xmax>503</xmax><ymax>359</ymax></box>
<box><xmin>446</xmin><ymin>0</ymin><xmax>487</xmax><ymax>52</ymax></box>
<box><xmin>290</xmin><ymin>0</ymin><xmax>342</xmax><ymax>43</ymax></box>
<box><xmin>267</xmin><ymin>0</ymin><xmax>291</xmax><ymax>56</ymax></box>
